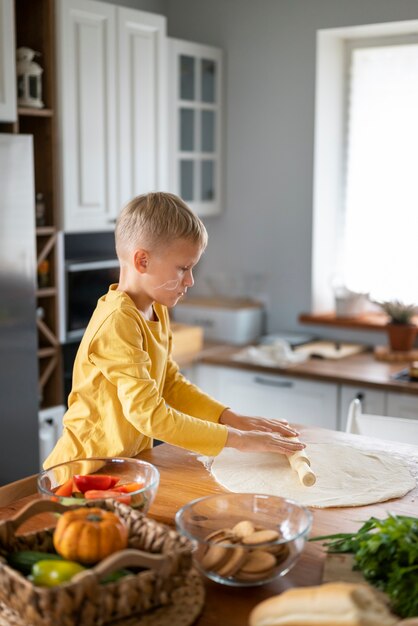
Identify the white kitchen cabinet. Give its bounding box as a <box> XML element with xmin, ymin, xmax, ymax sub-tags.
<box><xmin>195</xmin><ymin>365</ymin><xmax>339</xmax><ymax>429</ymax></box>
<box><xmin>56</xmin><ymin>0</ymin><xmax>166</xmax><ymax>232</ymax></box>
<box><xmin>0</xmin><ymin>0</ymin><xmax>17</xmax><ymax>122</ymax></box>
<box><xmin>168</xmin><ymin>39</ymin><xmax>223</xmax><ymax>216</ymax></box>
<box><xmin>339</xmin><ymin>385</ymin><xmax>386</xmax><ymax>430</ymax></box>
<box><xmin>386</xmin><ymin>392</ymin><xmax>418</xmax><ymax>421</ymax></box>
<box><xmin>117</xmin><ymin>7</ymin><xmax>166</xmax><ymax>208</ymax></box>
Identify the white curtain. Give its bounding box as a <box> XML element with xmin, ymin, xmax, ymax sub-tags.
<box><xmin>343</xmin><ymin>43</ymin><xmax>418</xmax><ymax>304</ymax></box>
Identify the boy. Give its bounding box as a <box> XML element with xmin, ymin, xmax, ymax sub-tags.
<box><xmin>44</xmin><ymin>193</ymin><xmax>304</xmax><ymax>468</ymax></box>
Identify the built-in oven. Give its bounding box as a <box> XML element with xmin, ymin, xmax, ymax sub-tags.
<box><xmin>58</xmin><ymin>232</ymin><xmax>120</xmax><ymax>343</ymax></box>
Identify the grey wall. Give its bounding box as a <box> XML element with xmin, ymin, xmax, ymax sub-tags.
<box><xmin>102</xmin><ymin>0</ymin><xmax>167</xmax><ymax>13</ymax></box>
<box><xmin>163</xmin><ymin>0</ymin><xmax>418</xmax><ymax>343</ymax></box>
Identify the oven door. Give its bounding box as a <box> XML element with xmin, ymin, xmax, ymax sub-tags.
<box><xmin>61</xmin><ymin>259</ymin><xmax>120</xmax><ymax>342</ymax></box>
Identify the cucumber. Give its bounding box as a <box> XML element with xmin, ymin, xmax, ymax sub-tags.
<box><xmin>100</xmin><ymin>569</ymin><xmax>133</xmax><ymax>584</ymax></box>
<box><xmin>7</xmin><ymin>551</ymin><xmax>64</xmax><ymax>575</ymax></box>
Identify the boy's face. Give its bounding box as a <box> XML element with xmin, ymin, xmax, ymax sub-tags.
<box><xmin>141</xmin><ymin>238</ymin><xmax>203</xmax><ymax>308</ymax></box>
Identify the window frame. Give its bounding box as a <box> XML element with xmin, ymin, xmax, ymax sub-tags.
<box><xmin>312</xmin><ymin>20</ymin><xmax>418</xmax><ymax>314</ymax></box>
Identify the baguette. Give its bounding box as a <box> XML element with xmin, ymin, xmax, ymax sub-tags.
<box><xmin>249</xmin><ymin>582</ymin><xmax>398</xmax><ymax>626</ymax></box>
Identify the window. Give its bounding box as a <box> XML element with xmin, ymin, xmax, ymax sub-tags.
<box><xmin>312</xmin><ymin>21</ymin><xmax>418</xmax><ymax>313</ymax></box>
<box><xmin>342</xmin><ymin>39</ymin><xmax>418</xmax><ymax>303</ymax></box>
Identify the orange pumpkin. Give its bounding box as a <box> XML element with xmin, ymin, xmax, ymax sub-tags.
<box><xmin>53</xmin><ymin>507</ymin><xmax>128</xmax><ymax>564</ymax></box>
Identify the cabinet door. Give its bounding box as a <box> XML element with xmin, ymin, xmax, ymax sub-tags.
<box><xmin>339</xmin><ymin>385</ymin><xmax>386</xmax><ymax>431</ymax></box>
<box><xmin>0</xmin><ymin>0</ymin><xmax>17</xmax><ymax>122</ymax></box>
<box><xmin>56</xmin><ymin>0</ymin><xmax>117</xmax><ymax>232</ymax></box>
<box><xmin>118</xmin><ymin>9</ymin><xmax>167</xmax><ymax>209</ymax></box>
<box><xmin>196</xmin><ymin>365</ymin><xmax>338</xmax><ymax>429</ymax></box>
<box><xmin>386</xmin><ymin>392</ymin><xmax>418</xmax><ymax>420</ymax></box>
<box><xmin>168</xmin><ymin>39</ymin><xmax>223</xmax><ymax>216</ymax></box>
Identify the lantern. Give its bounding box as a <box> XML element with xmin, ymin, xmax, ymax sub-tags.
<box><xmin>16</xmin><ymin>47</ymin><xmax>44</xmax><ymax>109</ymax></box>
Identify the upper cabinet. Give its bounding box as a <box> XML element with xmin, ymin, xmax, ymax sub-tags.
<box><xmin>55</xmin><ymin>0</ymin><xmax>166</xmax><ymax>232</ymax></box>
<box><xmin>118</xmin><ymin>7</ymin><xmax>167</xmax><ymax>210</ymax></box>
<box><xmin>0</xmin><ymin>0</ymin><xmax>17</xmax><ymax>122</ymax></box>
<box><xmin>168</xmin><ymin>39</ymin><xmax>223</xmax><ymax>217</ymax></box>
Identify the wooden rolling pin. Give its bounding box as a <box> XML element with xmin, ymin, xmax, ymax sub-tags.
<box><xmin>287</xmin><ymin>438</ymin><xmax>316</xmax><ymax>487</ymax></box>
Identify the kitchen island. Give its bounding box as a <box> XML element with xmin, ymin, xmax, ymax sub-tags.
<box><xmin>0</xmin><ymin>426</ymin><xmax>417</xmax><ymax>626</ymax></box>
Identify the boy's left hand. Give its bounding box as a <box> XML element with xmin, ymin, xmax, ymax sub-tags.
<box><xmin>219</xmin><ymin>409</ymin><xmax>299</xmax><ymax>438</ymax></box>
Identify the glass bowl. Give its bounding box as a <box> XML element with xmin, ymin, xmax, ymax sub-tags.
<box><xmin>175</xmin><ymin>493</ymin><xmax>312</xmax><ymax>587</ymax></box>
<box><xmin>38</xmin><ymin>457</ymin><xmax>159</xmax><ymax>512</ymax></box>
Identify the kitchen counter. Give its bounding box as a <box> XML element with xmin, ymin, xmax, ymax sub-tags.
<box><xmin>196</xmin><ymin>344</ymin><xmax>418</xmax><ymax>396</ymax></box>
<box><xmin>1</xmin><ymin>427</ymin><xmax>417</xmax><ymax>626</ymax></box>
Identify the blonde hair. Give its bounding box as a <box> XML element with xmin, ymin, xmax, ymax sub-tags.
<box><xmin>115</xmin><ymin>192</ymin><xmax>208</xmax><ymax>259</ymax></box>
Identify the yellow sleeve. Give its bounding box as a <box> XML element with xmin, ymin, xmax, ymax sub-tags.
<box><xmin>163</xmin><ymin>331</ymin><xmax>228</xmax><ymax>422</ymax></box>
<box><xmin>89</xmin><ymin>310</ymin><xmax>228</xmax><ymax>456</ymax></box>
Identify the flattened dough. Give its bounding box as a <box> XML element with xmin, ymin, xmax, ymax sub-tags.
<box><xmin>211</xmin><ymin>443</ymin><xmax>416</xmax><ymax>508</ymax></box>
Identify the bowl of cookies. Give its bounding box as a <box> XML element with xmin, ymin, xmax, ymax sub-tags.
<box><xmin>175</xmin><ymin>493</ymin><xmax>312</xmax><ymax>587</ymax></box>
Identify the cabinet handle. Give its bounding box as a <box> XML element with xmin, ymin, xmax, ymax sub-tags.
<box><xmin>107</xmin><ymin>218</ymin><xmax>117</xmax><ymax>224</ymax></box>
<box><xmin>253</xmin><ymin>376</ymin><xmax>294</xmax><ymax>389</ymax></box>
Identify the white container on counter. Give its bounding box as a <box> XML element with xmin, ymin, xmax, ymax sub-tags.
<box><xmin>172</xmin><ymin>297</ymin><xmax>264</xmax><ymax>345</ymax></box>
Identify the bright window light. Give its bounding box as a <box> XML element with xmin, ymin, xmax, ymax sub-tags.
<box><xmin>343</xmin><ymin>43</ymin><xmax>418</xmax><ymax>304</ymax></box>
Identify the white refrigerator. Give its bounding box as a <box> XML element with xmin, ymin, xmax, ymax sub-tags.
<box><xmin>0</xmin><ymin>134</ymin><xmax>40</xmax><ymax>483</ymax></box>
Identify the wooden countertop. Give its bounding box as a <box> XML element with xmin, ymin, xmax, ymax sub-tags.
<box><xmin>1</xmin><ymin>427</ymin><xmax>417</xmax><ymax>626</ymax></box>
<box><xmin>198</xmin><ymin>345</ymin><xmax>418</xmax><ymax>395</ymax></box>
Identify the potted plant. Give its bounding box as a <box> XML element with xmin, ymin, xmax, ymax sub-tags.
<box><xmin>378</xmin><ymin>300</ymin><xmax>417</xmax><ymax>351</ymax></box>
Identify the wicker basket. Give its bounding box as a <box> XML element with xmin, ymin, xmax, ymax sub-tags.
<box><xmin>0</xmin><ymin>499</ymin><xmax>193</xmax><ymax>626</ymax></box>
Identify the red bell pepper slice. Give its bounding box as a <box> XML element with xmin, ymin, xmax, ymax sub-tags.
<box><xmin>73</xmin><ymin>474</ymin><xmax>118</xmax><ymax>493</ymax></box>
<box><xmin>84</xmin><ymin>489</ymin><xmax>131</xmax><ymax>505</ymax></box>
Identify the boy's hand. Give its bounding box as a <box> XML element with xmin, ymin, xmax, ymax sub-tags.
<box><xmin>219</xmin><ymin>408</ymin><xmax>299</xmax><ymax>438</ymax></box>
<box><xmin>224</xmin><ymin>427</ymin><xmax>305</xmax><ymax>456</ymax></box>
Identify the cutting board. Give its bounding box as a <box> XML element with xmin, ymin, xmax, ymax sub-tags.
<box><xmin>294</xmin><ymin>341</ymin><xmax>367</xmax><ymax>360</ymax></box>
<box><xmin>374</xmin><ymin>345</ymin><xmax>418</xmax><ymax>362</ymax></box>
<box><xmin>321</xmin><ymin>553</ymin><xmax>399</xmax><ymax>613</ymax></box>
<box><xmin>322</xmin><ymin>553</ymin><xmax>365</xmax><ymax>584</ymax></box>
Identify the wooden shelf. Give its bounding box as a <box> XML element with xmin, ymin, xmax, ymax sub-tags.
<box><xmin>298</xmin><ymin>311</ymin><xmax>412</xmax><ymax>331</ymax></box>
<box><xmin>38</xmin><ymin>346</ymin><xmax>57</xmax><ymax>358</ymax></box>
<box><xmin>15</xmin><ymin>0</ymin><xmax>63</xmax><ymax>409</ymax></box>
<box><xmin>18</xmin><ymin>106</ymin><xmax>53</xmax><ymax>117</ymax></box>
<box><xmin>36</xmin><ymin>226</ymin><xmax>55</xmax><ymax>236</ymax></box>
<box><xmin>36</xmin><ymin>287</ymin><xmax>57</xmax><ymax>298</ymax></box>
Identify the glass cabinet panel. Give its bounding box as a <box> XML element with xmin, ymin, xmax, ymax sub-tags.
<box><xmin>201</xmin><ymin>110</ymin><xmax>215</xmax><ymax>152</ymax></box>
<box><xmin>201</xmin><ymin>59</ymin><xmax>216</xmax><ymax>103</ymax></box>
<box><xmin>180</xmin><ymin>108</ymin><xmax>195</xmax><ymax>151</ymax></box>
<box><xmin>180</xmin><ymin>160</ymin><xmax>194</xmax><ymax>201</ymax></box>
<box><xmin>201</xmin><ymin>160</ymin><xmax>214</xmax><ymax>200</ymax></box>
<box><xmin>170</xmin><ymin>39</ymin><xmax>222</xmax><ymax>215</ymax></box>
<box><xmin>180</xmin><ymin>55</ymin><xmax>195</xmax><ymax>100</ymax></box>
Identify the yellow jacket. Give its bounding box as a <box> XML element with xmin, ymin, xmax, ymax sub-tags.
<box><xmin>44</xmin><ymin>285</ymin><xmax>228</xmax><ymax>468</ymax></box>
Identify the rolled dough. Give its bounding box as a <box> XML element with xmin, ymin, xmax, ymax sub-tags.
<box><xmin>211</xmin><ymin>443</ymin><xmax>416</xmax><ymax>508</ymax></box>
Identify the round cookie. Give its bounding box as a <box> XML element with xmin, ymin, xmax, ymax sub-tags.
<box><xmin>242</xmin><ymin>529</ymin><xmax>280</xmax><ymax>545</ymax></box>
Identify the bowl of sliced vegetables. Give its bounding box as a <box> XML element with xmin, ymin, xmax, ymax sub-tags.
<box><xmin>38</xmin><ymin>457</ymin><xmax>159</xmax><ymax>511</ymax></box>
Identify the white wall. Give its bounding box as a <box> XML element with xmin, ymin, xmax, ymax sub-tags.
<box><xmin>163</xmin><ymin>0</ymin><xmax>418</xmax><ymax>342</ymax></box>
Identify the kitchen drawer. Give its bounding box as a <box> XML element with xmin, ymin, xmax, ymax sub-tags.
<box><xmin>386</xmin><ymin>392</ymin><xmax>418</xmax><ymax>420</ymax></box>
<box><xmin>195</xmin><ymin>365</ymin><xmax>338</xmax><ymax>429</ymax></box>
<box><xmin>339</xmin><ymin>385</ymin><xmax>386</xmax><ymax>431</ymax></box>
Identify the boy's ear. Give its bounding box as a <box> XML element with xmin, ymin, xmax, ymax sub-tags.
<box><xmin>133</xmin><ymin>249</ymin><xmax>149</xmax><ymax>274</ymax></box>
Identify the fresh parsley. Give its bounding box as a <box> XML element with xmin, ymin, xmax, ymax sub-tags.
<box><xmin>310</xmin><ymin>514</ymin><xmax>418</xmax><ymax>618</ymax></box>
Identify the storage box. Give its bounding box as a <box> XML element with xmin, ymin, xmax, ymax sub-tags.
<box><xmin>172</xmin><ymin>297</ymin><xmax>264</xmax><ymax>345</ymax></box>
<box><xmin>171</xmin><ymin>323</ymin><xmax>204</xmax><ymax>360</ymax></box>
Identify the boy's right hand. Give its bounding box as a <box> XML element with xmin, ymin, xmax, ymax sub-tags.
<box><xmin>225</xmin><ymin>427</ymin><xmax>305</xmax><ymax>456</ymax></box>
